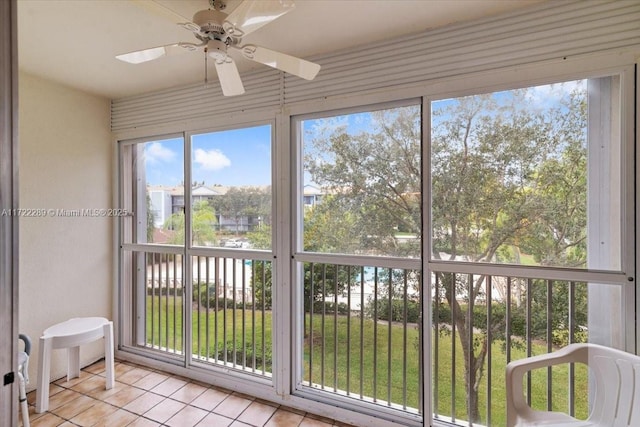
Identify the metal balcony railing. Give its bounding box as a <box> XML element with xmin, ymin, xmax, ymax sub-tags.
<box><xmin>140</xmin><ymin>251</ymin><xmax>272</xmax><ymax>377</ymax></box>
<box><xmin>137</xmin><ymin>252</ymin><xmax>591</xmax><ymax>426</ymax></box>
<box><xmin>301</xmin><ymin>262</ymin><xmax>422</xmax><ymax>413</ymax></box>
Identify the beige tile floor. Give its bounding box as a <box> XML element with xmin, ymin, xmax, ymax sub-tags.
<box><xmin>23</xmin><ymin>359</ymin><xmax>353</xmax><ymax>427</ymax></box>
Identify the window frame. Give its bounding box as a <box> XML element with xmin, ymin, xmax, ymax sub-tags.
<box><xmin>290</xmin><ymin>98</ymin><xmax>424</xmax><ymax>424</ymax></box>
<box><xmin>423</xmin><ymin>67</ymin><xmax>636</xmax><ymax>424</ymax></box>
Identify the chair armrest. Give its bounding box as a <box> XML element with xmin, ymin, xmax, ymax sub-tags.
<box><xmin>507</xmin><ymin>343</ymin><xmax>588</xmax><ymax>377</ymax></box>
<box><xmin>18</xmin><ymin>334</ymin><xmax>32</xmax><ymax>356</ymax></box>
<box><xmin>505</xmin><ymin>343</ymin><xmax>589</xmax><ymax>426</ymax></box>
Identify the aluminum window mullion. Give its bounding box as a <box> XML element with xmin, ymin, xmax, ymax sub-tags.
<box><xmin>183</xmin><ymin>132</ymin><xmax>193</xmax><ymax>369</ymax></box>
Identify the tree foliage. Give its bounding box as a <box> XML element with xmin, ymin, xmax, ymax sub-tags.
<box><xmin>305</xmin><ymin>107</ymin><xmax>421</xmax><ymax>257</ymax></box>
<box><xmin>163</xmin><ymin>200</ymin><xmax>218</xmax><ymax>245</ymax></box>
<box><xmin>210</xmin><ymin>186</ymin><xmax>271</xmax><ymax>233</ymax></box>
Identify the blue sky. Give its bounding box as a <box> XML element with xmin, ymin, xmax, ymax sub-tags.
<box><xmin>144</xmin><ymin>125</ymin><xmax>272</xmax><ymax>187</ymax></box>
<box><xmin>143</xmin><ymin>79</ymin><xmax>585</xmax><ymax>188</ymax></box>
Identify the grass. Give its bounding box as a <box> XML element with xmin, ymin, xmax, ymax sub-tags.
<box><xmin>145</xmin><ymin>296</ymin><xmax>589</xmax><ymax>426</ymax></box>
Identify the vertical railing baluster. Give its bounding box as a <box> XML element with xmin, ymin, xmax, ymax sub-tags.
<box><xmin>360</xmin><ymin>266</ymin><xmax>365</xmax><ymax>399</ymax></box>
<box><xmin>309</xmin><ymin>263</ymin><xmax>314</xmax><ymax>385</ymax></box>
<box><xmin>568</xmin><ymin>281</ymin><xmax>575</xmax><ymax>416</ymax></box>
<box><xmin>232</xmin><ymin>258</ymin><xmax>237</xmax><ymax>366</ymax></box>
<box><xmin>157</xmin><ymin>253</ymin><xmax>162</xmax><ymax>348</ymax></box>
<box><xmin>373</xmin><ymin>267</ymin><xmax>379</xmax><ymax>402</ymax></box>
<box><xmin>214</xmin><ymin>257</ymin><xmax>220</xmax><ymax>363</ymax></box>
<box><xmin>334</xmin><ymin>264</ymin><xmax>339</xmax><ymax>392</ymax></box>
<box><xmin>388</xmin><ymin>268</ymin><xmax>393</xmax><ymax>406</ymax></box>
<box><xmin>402</xmin><ymin>270</ymin><xmax>408</xmax><ymax>410</ymax></box>
<box><xmin>150</xmin><ymin>253</ymin><xmax>156</xmax><ymax>348</ymax></box>
<box><xmin>251</xmin><ymin>260</ymin><xmax>256</xmax><ymax>372</ymax></box>
<box><xmin>486</xmin><ymin>275</ymin><xmax>492</xmax><ymax>426</ymax></box>
<box><xmin>434</xmin><ymin>273</ymin><xmax>440</xmax><ymax>419</ymax></box>
<box><xmin>173</xmin><ymin>254</ymin><xmax>178</xmax><ymax>353</ymax></box>
<box><xmin>196</xmin><ymin>256</ymin><xmax>202</xmax><ymax>357</ymax></box>
<box><xmin>242</xmin><ymin>258</ymin><xmax>247</xmax><ymax>369</ymax></box>
<box><xmin>321</xmin><ymin>263</ymin><xmax>326</xmax><ymax>389</ymax></box>
<box><xmin>546</xmin><ymin>279</ymin><xmax>553</xmax><ymax>411</ymax></box>
<box><xmin>346</xmin><ymin>265</ymin><xmax>351</xmax><ymax>396</ymax></box>
<box><xmin>223</xmin><ymin>257</ymin><xmax>228</xmax><ymax>364</ymax></box>
<box><xmin>467</xmin><ymin>274</ymin><xmax>473</xmax><ymax>426</ymax></box>
<box><xmin>205</xmin><ymin>257</ymin><xmax>210</xmax><ymax>360</ymax></box>
<box><xmin>162</xmin><ymin>254</ymin><xmax>170</xmax><ymax>352</ymax></box>
<box><xmin>526</xmin><ymin>278</ymin><xmax>532</xmax><ymax>406</ymax></box>
<box><xmin>450</xmin><ymin>272</ymin><xmax>456</xmax><ymax>423</ymax></box>
<box><xmin>261</xmin><ymin>260</ymin><xmax>267</xmax><ymax>374</ymax></box>
<box><xmin>157</xmin><ymin>253</ymin><xmax>162</xmax><ymax>349</ymax></box>
<box><xmin>417</xmin><ymin>270</ymin><xmax>423</xmax><ymax>416</ymax></box>
<box><xmin>506</xmin><ymin>277</ymin><xmax>512</xmax><ymax>364</ymax></box>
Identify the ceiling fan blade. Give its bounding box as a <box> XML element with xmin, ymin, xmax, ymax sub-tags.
<box><xmin>116</xmin><ymin>42</ymin><xmax>199</xmax><ymax>64</ymax></box>
<box><xmin>131</xmin><ymin>0</ymin><xmax>200</xmax><ymax>32</ymax></box>
<box><xmin>224</xmin><ymin>0</ymin><xmax>294</xmax><ymax>37</ymax></box>
<box><xmin>214</xmin><ymin>58</ymin><xmax>245</xmax><ymax>96</ymax></box>
<box><xmin>237</xmin><ymin>45</ymin><xmax>320</xmax><ymax>80</ymax></box>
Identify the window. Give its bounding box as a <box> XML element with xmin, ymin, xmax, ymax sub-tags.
<box><xmin>117</xmin><ymin>63</ymin><xmax>635</xmax><ymax>427</ymax></box>
<box><xmin>301</xmin><ymin>104</ymin><xmax>421</xmax><ymax>258</ymax></box>
<box><xmin>430</xmin><ymin>78</ymin><xmax>622</xmax><ymax>271</ymax></box>
<box><xmin>294</xmin><ymin>102</ymin><xmax>423</xmax><ymax>416</ymax></box>
<box><xmin>119</xmin><ymin>125</ymin><xmax>274</xmax><ymax>377</ymax></box>
<box><xmin>428</xmin><ymin>75</ymin><xmax>633</xmax><ymax>426</ymax></box>
<box><xmin>191</xmin><ymin>125</ymin><xmax>272</xmax><ymax>249</ymax></box>
<box><xmin>120</xmin><ymin>137</ymin><xmax>184</xmax><ymax>246</ymax></box>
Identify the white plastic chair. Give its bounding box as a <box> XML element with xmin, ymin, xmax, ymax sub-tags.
<box><xmin>506</xmin><ymin>343</ymin><xmax>640</xmax><ymax>427</ymax></box>
<box><xmin>18</xmin><ymin>334</ymin><xmax>31</xmax><ymax>427</ymax></box>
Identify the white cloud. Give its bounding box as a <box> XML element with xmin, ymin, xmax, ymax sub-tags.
<box><xmin>193</xmin><ymin>148</ymin><xmax>231</xmax><ymax>171</ymax></box>
<box><xmin>524</xmin><ymin>80</ymin><xmax>585</xmax><ymax>108</ymax></box>
<box><xmin>145</xmin><ymin>142</ymin><xmax>176</xmax><ymax>164</ymax></box>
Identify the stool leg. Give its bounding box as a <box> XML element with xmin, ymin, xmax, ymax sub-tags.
<box><xmin>18</xmin><ymin>371</ymin><xmax>30</xmax><ymax>427</ymax></box>
<box><xmin>103</xmin><ymin>321</ymin><xmax>114</xmax><ymax>389</ymax></box>
<box><xmin>67</xmin><ymin>346</ymin><xmax>80</xmax><ymax>382</ymax></box>
<box><xmin>35</xmin><ymin>336</ymin><xmax>52</xmax><ymax>413</ymax></box>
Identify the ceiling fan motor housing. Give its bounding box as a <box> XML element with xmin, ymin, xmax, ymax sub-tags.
<box><xmin>193</xmin><ymin>9</ymin><xmax>227</xmax><ymax>36</ymax></box>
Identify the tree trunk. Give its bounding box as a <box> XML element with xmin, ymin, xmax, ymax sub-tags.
<box><xmin>442</xmin><ymin>273</ymin><xmax>484</xmax><ymax>424</ymax></box>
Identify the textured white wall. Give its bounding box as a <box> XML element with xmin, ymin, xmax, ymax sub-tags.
<box><xmin>18</xmin><ymin>72</ymin><xmax>112</xmax><ymax>390</ymax></box>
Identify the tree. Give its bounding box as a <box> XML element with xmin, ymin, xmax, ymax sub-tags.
<box><xmin>163</xmin><ymin>200</ymin><xmax>218</xmax><ymax>245</ymax></box>
<box><xmin>210</xmin><ymin>186</ymin><xmax>271</xmax><ymax>234</ymax></box>
<box><xmin>430</xmin><ymin>88</ymin><xmax>588</xmax><ymax>422</ymax></box>
<box><xmin>146</xmin><ymin>193</ymin><xmax>155</xmax><ymax>243</ymax></box>
<box><xmin>305</xmin><ymin>107</ymin><xmax>421</xmax><ymax>258</ymax></box>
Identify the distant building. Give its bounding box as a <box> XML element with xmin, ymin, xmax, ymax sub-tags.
<box><xmin>148</xmin><ymin>184</ymin><xmax>328</xmax><ymax>233</ymax></box>
<box><xmin>148</xmin><ymin>185</ymin><xmax>177</xmax><ymax>228</ymax></box>
<box><xmin>147</xmin><ymin>183</ymin><xmax>273</xmax><ymax>233</ymax></box>
<box><xmin>303</xmin><ymin>185</ymin><xmax>324</xmax><ymax>209</ymax></box>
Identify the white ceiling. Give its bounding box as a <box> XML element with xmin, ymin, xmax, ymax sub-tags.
<box><xmin>18</xmin><ymin>0</ymin><xmax>544</xmax><ymax>100</ymax></box>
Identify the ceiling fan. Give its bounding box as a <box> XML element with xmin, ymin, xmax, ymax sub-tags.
<box><xmin>116</xmin><ymin>0</ymin><xmax>321</xmax><ymax>96</ymax></box>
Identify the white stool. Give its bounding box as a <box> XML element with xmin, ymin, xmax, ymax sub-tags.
<box><xmin>35</xmin><ymin>317</ymin><xmax>114</xmax><ymax>413</ymax></box>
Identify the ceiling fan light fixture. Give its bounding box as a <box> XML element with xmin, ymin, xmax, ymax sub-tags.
<box><xmin>207</xmin><ymin>40</ymin><xmax>228</xmax><ymax>61</ymax></box>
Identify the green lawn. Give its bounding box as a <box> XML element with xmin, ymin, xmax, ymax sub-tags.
<box><xmin>145</xmin><ymin>296</ymin><xmax>589</xmax><ymax>426</ymax></box>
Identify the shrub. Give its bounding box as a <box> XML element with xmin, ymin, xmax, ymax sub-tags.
<box><xmin>367</xmin><ymin>299</ymin><xmax>421</xmax><ymax>323</ymax></box>
<box><xmin>312</xmin><ymin>300</ymin><xmax>350</xmax><ymax>315</ymax></box>
<box><xmin>214</xmin><ymin>340</ymin><xmax>272</xmax><ymax>371</ymax></box>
